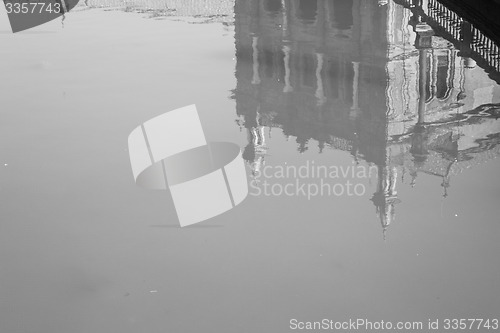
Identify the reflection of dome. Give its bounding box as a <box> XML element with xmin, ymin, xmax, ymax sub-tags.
<box><xmin>371</xmin><ymin>192</ymin><xmax>401</xmax><ymax>240</ymax></box>
<box><xmin>242</xmin><ymin>143</ymin><xmax>256</xmax><ymax>163</ymax></box>
<box><xmin>441</xmin><ymin>176</ymin><xmax>451</xmax><ymax>197</ymax></box>
<box><xmin>371</xmin><ymin>166</ymin><xmax>401</xmax><ymax>239</ymax></box>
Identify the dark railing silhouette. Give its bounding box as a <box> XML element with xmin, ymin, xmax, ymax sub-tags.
<box><xmin>394</xmin><ymin>0</ymin><xmax>500</xmax><ymax>83</ymax></box>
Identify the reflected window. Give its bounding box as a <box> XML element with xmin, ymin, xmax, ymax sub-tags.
<box><xmin>436</xmin><ymin>54</ymin><xmax>453</xmax><ymax>100</ymax></box>
<box><xmin>263</xmin><ymin>48</ymin><xmax>275</xmax><ymax>78</ymax></box>
<box><xmin>327</xmin><ymin>60</ymin><xmax>340</xmax><ymax>99</ymax></box>
<box><xmin>277</xmin><ymin>48</ymin><xmax>286</xmax><ymax>83</ymax></box>
<box><xmin>297</xmin><ymin>0</ymin><xmax>317</xmax><ymax>22</ymax></box>
<box><xmin>328</xmin><ymin>0</ymin><xmax>353</xmax><ymax>30</ymax></box>
<box><xmin>264</xmin><ymin>0</ymin><xmax>282</xmax><ymax>15</ymax></box>
<box><xmin>302</xmin><ymin>54</ymin><xmax>316</xmax><ymax>87</ymax></box>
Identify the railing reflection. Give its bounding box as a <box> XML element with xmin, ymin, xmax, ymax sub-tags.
<box><xmin>394</xmin><ymin>0</ymin><xmax>500</xmax><ymax>82</ymax></box>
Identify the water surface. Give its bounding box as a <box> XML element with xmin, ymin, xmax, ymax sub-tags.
<box><xmin>0</xmin><ymin>1</ymin><xmax>499</xmax><ymax>332</ymax></box>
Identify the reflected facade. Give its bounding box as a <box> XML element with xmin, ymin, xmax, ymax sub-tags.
<box><xmin>233</xmin><ymin>0</ymin><xmax>500</xmax><ymax>235</ymax></box>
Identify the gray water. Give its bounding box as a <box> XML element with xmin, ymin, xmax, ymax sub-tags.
<box><xmin>1</xmin><ymin>1</ymin><xmax>499</xmax><ymax>332</ymax></box>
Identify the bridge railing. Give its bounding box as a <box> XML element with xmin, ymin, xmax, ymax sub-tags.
<box><xmin>394</xmin><ymin>0</ymin><xmax>500</xmax><ymax>82</ymax></box>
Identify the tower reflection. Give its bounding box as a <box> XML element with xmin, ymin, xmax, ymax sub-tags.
<box><xmin>233</xmin><ymin>0</ymin><xmax>500</xmax><ymax>237</ymax></box>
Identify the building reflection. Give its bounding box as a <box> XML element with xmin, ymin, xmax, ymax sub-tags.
<box><xmin>233</xmin><ymin>0</ymin><xmax>500</xmax><ymax>237</ymax></box>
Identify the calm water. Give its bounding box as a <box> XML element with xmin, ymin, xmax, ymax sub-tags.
<box><xmin>1</xmin><ymin>1</ymin><xmax>499</xmax><ymax>332</ymax></box>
